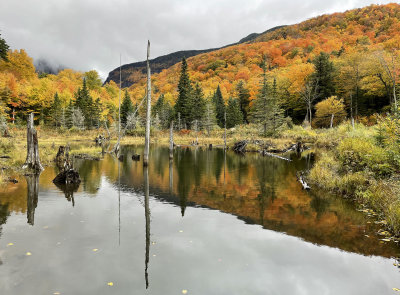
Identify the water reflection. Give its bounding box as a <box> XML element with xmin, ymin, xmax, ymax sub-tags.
<box><xmin>1</xmin><ymin>146</ymin><xmax>399</xmax><ymax>258</ymax></box>
<box><xmin>144</xmin><ymin>166</ymin><xmax>150</xmax><ymax>289</ymax></box>
<box><xmin>26</xmin><ymin>174</ymin><xmax>39</xmax><ymax>225</ymax></box>
<box><xmin>0</xmin><ymin>145</ymin><xmax>400</xmax><ymax>295</ymax></box>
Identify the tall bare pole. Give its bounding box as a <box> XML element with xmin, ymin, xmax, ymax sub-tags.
<box><xmin>118</xmin><ymin>54</ymin><xmax>122</xmax><ymax>147</ymax></box>
<box><xmin>144</xmin><ymin>41</ymin><xmax>151</xmax><ymax>166</ymax></box>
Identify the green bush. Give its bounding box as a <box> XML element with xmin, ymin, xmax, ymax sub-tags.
<box><xmin>337</xmin><ymin>137</ymin><xmax>392</xmax><ymax>176</ymax></box>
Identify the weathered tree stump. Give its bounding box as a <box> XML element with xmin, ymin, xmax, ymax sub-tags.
<box><xmin>22</xmin><ymin>113</ymin><xmax>43</xmax><ymax>173</ymax></box>
<box><xmin>53</xmin><ymin>144</ymin><xmax>81</xmax><ymax>186</ymax></box>
<box><xmin>55</xmin><ymin>145</ymin><xmax>65</xmax><ymax>168</ymax></box>
<box><xmin>53</xmin><ymin>169</ymin><xmax>81</xmax><ymax>185</ymax></box>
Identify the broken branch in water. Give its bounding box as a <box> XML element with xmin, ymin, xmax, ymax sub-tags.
<box><xmin>297</xmin><ymin>171</ymin><xmax>311</xmax><ymax>190</ymax></box>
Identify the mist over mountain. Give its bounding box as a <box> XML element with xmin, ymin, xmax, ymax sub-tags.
<box><xmin>34</xmin><ymin>58</ymin><xmax>65</xmax><ymax>75</ymax></box>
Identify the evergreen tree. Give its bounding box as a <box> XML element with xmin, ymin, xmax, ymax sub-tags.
<box><xmin>252</xmin><ymin>58</ymin><xmax>285</xmax><ymax>136</ymax></box>
<box><xmin>92</xmin><ymin>98</ymin><xmax>102</xmax><ymax>128</ymax></box>
<box><xmin>192</xmin><ymin>83</ymin><xmax>206</xmax><ymax>124</ymax></box>
<box><xmin>203</xmin><ymin>100</ymin><xmax>217</xmax><ymax>136</ymax></box>
<box><xmin>0</xmin><ymin>33</ymin><xmax>9</xmax><ymax>61</ymax></box>
<box><xmin>212</xmin><ymin>85</ymin><xmax>225</xmax><ymax>128</ymax></box>
<box><xmin>312</xmin><ymin>52</ymin><xmax>335</xmax><ymax>101</ymax></box>
<box><xmin>72</xmin><ymin>107</ymin><xmax>85</xmax><ymax>130</ymax></box>
<box><xmin>50</xmin><ymin>92</ymin><xmax>62</xmax><ymax>127</ymax></box>
<box><xmin>236</xmin><ymin>80</ymin><xmax>250</xmax><ymax>123</ymax></box>
<box><xmin>121</xmin><ymin>90</ymin><xmax>134</xmax><ymax>127</ymax></box>
<box><xmin>174</xmin><ymin>58</ymin><xmax>193</xmax><ymax>128</ymax></box>
<box><xmin>65</xmin><ymin>100</ymin><xmax>74</xmax><ymax>129</ymax></box>
<box><xmin>74</xmin><ymin>78</ymin><xmax>94</xmax><ymax>128</ymax></box>
<box><xmin>153</xmin><ymin>94</ymin><xmax>173</xmax><ymax>129</ymax></box>
<box><xmin>226</xmin><ymin>97</ymin><xmax>243</xmax><ymax>128</ymax></box>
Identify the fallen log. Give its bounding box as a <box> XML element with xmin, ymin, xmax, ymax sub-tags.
<box><xmin>296</xmin><ymin>171</ymin><xmax>311</xmax><ymax>190</ymax></box>
<box><xmin>261</xmin><ymin>150</ymin><xmax>292</xmax><ymax>161</ymax></box>
<box><xmin>73</xmin><ymin>154</ymin><xmax>101</xmax><ymax>161</ymax></box>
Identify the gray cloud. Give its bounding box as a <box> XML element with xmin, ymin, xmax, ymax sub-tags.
<box><xmin>0</xmin><ymin>0</ymin><xmax>395</xmax><ymax>79</ymax></box>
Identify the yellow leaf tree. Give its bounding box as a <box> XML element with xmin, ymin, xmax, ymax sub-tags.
<box><xmin>314</xmin><ymin>96</ymin><xmax>347</xmax><ymax>128</ymax></box>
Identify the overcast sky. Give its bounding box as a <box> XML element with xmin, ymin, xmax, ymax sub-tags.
<box><xmin>0</xmin><ymin>0</ymin><xmax>396</xmax><ymax>79</ymax></box>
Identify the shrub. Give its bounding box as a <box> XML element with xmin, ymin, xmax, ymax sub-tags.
<box><xmin>337</xmin><ymin>137</ymin><xmax>392</xmax><ymax>176</ymax></box>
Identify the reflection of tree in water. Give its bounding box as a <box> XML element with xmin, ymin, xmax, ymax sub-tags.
<box><xmin>26</xmin><ymin>174</ymin><xmax>39</xmax><ymax>225</ymax></box>
<box><xmin>174</xmin><ymin>148</ymin><xmax>192</xmax><ymax>216</ymax></box>
<box><xmin>256</xmin><ymin>157</ymin><xmax>279</xmax><ymax>225</ymax></box>
<box><xmin>309</xmin><ymin>191</ymin><xmax>331</xmax><ymax>220</ymax></box>
<box><xmin>74</xmin><ymin>159</ymin><xmax>102</xmax><ymax>194</ymax></box>
<box><xmin>144</xmin><ymin>166</ymin><xmax>150</xmax><ymax>289</ymax></box>
<box><xmin>53</xmin><ymin>182</ymin><xmax>80</xmax><ymax>207</ymax></box>
<box><xmin>0</xmin><ymin>202</ymin><xmax>10</xmax><ymax>240</ymax></box>
<box><xmin>213</xmin><ymin>149</ymin><xmax>225</xmax><ymax>184</ymax></box>
<box><xmin>152</xmin><ymin>146</ymin><xmax>169</xmax><ymax>178</ymax></box>
<box><xmin>226</xmin><ymin>152</ymin><xmax>249</xmax><ymax>186</ymax></box>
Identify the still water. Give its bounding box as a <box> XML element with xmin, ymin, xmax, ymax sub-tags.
<box><xmin>0</xmin><ymin>145</ymin><xmax>399</xmax><ymax>294</ymax></box>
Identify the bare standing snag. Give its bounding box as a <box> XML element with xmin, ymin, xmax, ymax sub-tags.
<box><xmin>22</xmin><ymin>113</ymin><xmax>43</xmax><ymax>173</ymax></box>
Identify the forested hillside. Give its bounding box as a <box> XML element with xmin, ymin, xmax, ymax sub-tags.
<box><xmin>127</xmin><ymin>3</ymin><xmax>400</xmax><ymax>125</ymax></box>
<box><xmin>104</xmin><ymin>26</ymin><xmax>285</xmax><ymax>88</ymax></box>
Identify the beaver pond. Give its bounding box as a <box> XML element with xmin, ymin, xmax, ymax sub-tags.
<box><xmin>0</xmin><ymin>145</ymin><xmax>399</xmax><ymax>294</ymax></box>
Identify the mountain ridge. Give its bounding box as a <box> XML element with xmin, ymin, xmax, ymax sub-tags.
<box><xmin>104</xmin><ymin>25</ymin><xmax>286</xmax><ymax>87</ymax></box>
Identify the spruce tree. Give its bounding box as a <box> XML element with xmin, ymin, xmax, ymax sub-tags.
<box><xmin>236</xmin><ymin>80</ymin><xmax>250</xmax><ymax>123</ymax></box>
<box><xmin>0</xmin><ymin>33</ymin><xmax>9</xmax><ymax>62</ymax></box>
<box><xmin>153</xmin><ymin>94</ymin><xmax>173</xmax><ymax>130</ymax></box>
<box><xmin>93</xmin><ymin>98</ymin><xmax>102</xmax><ymax>128</ymax></box>
<box><xmin>311</xmin><ymin>52</ymin><xmax>335</xmax><ymax>101</ymax></box>
<box><xmin>74</xmin><ymin>78</ymin><xmax>94</xmax><ymax>128</ymax></box>
<box><xmin>203</xmin><ymin>100</ymin><xmax>217</xmax><ymax>136</ymax></box>
<box><xmin>226</xmin><ymin>97</ymin><xmax>243</xmax><ymax>128</ymax></box>
<box><xmin>252</xmin><ymin>58</ymin><xmax>284</xmax><ymax>136</ymax></box>
<box><xmin>174</xmin><ymin>58</ymin><xmax>193</xmax><ymax>128</ymax></box>
<box><xmin>50</xmin><ymin>92</ymin><xmax>62</xmax><ymax>127</ymax></box>
<box><xmin>192</xmin><ymin>83</ymin><xmax>206</xmax><ymax>124</ymax></box>
<box><xmin>121</xmin><ymin>90</ymin><xmax>134</xmax><ymax>127</ymax></box>
<box><xmin>65</xmin><ymin>100</ymin><xmax>74</xmax><ymax>129</ymax></box>
<box><xmin>212</xmin><ymin>85</ymin><xmax>225</xmax><ymax>128</ymax></box>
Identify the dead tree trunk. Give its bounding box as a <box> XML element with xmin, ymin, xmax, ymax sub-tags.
<box><xmin>22</xmin><ymin>113</ymin><xmax>43</xmax><ymax>173</ymax></box>
<box><xmin>169</xmin><ymin>121</ymin><xmax>174</xmax><ymax>159</ymax></box>
<box><xmin>143</xmin><ymin>40</ymin><xmax>152</xmax><ymax>166</ymax></box>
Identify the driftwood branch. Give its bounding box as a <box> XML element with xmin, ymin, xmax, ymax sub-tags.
<box><xmin>297</xmin><ymin>171</ymin><xmax>311</xmax><ymax>190</ymax></box>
